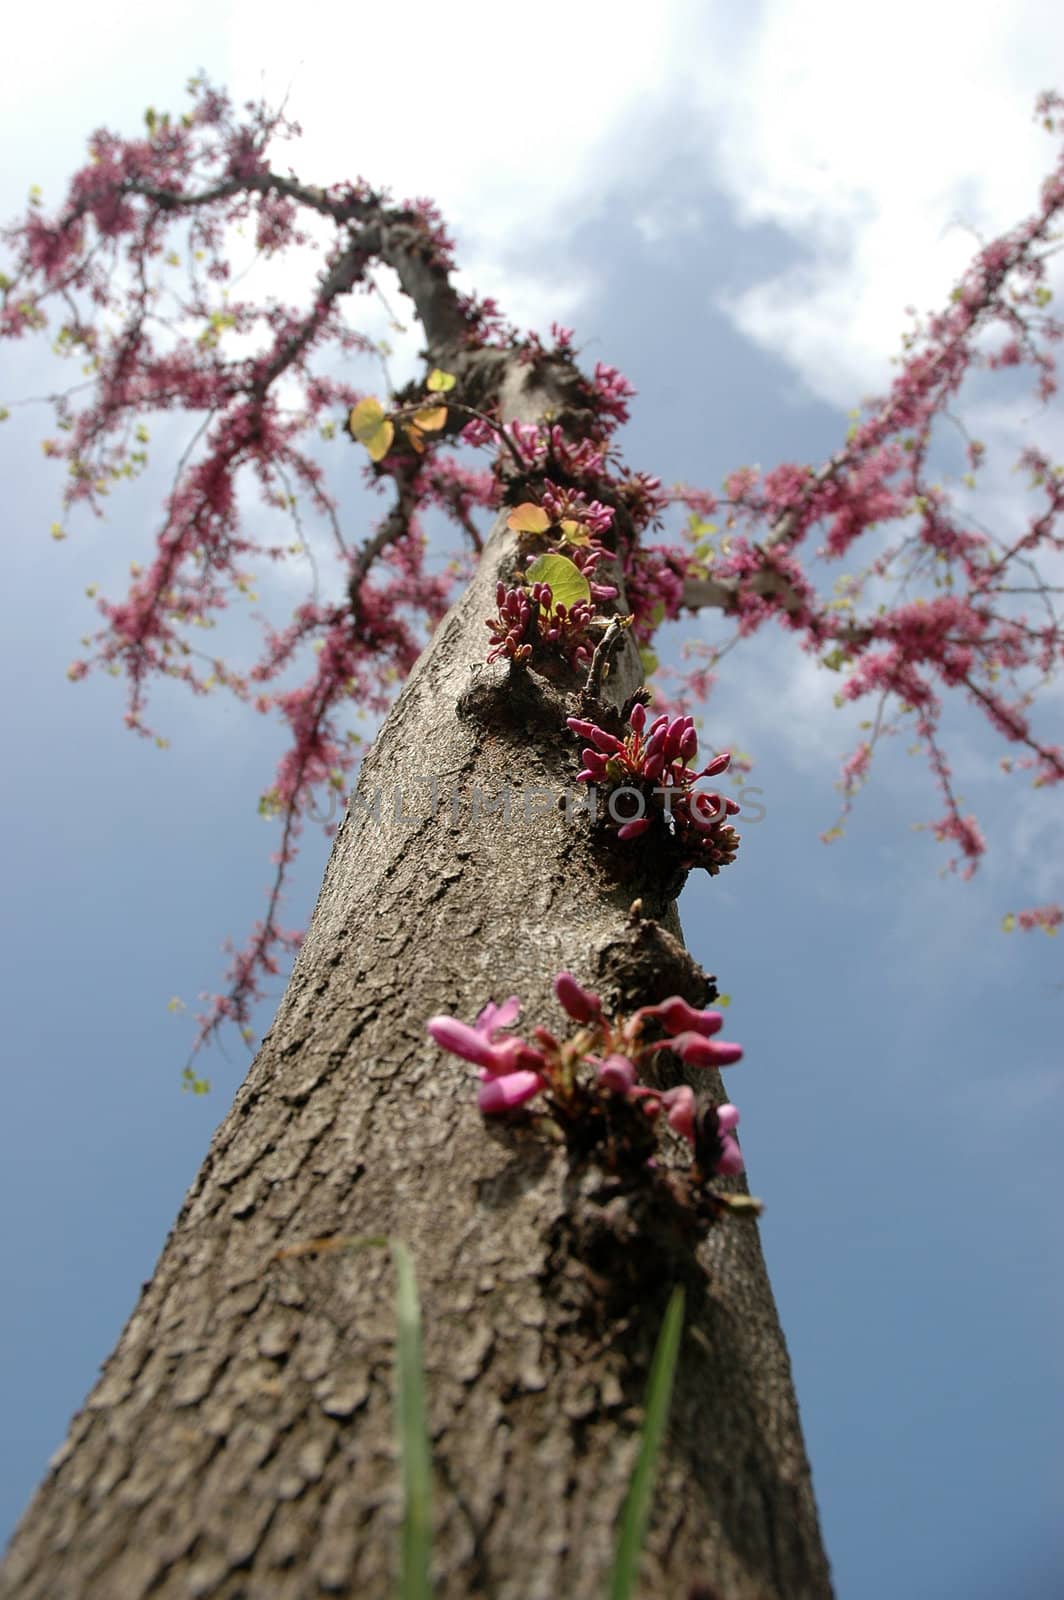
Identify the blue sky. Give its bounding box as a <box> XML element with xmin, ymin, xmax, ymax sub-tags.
<box><xmin>2</xmin><ymin>6</ymin><xmax>1063</xmax><ymax>1595</ymax></box>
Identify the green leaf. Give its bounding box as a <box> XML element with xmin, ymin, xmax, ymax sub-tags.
<box><xmin>609</xmin><ymin>1286</ymin><xmax>685</xmax><ymax>1600</ymax></box>
<box><xmin>525</xmin><ymin>553</ymin><xmax>591</xmax><ymax>615</ymax></box>
<box><xmin>639</xmin><ymin>647</ymin><xmax>659</xmax><ymax>678</ymax></box>
<box><xmin>425</xmin><ymin>368</ymin><xmax>456</xmax><ymax>392</ymax></box>
<box><xmin>392</xmin><ymin>1241</ymin><xmax>433</xmax><ymax>1600</ymax></box>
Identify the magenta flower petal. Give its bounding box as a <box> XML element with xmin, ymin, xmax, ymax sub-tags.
<box><xmin>670</xmin><ymin>1031</ymin><xmax>743</xmax><ymax>1068</ymax></box>
<box><xmin>487</xmin><ymin>1036</ymin><xmax>547</xmax><ymax>1078</ymax></box>
<box><xmin>716</xmin><ymin>1133</ymin><xmax>744</xmax><ymax>1175</ymax></box>
<box><xmin>598</xmin><ymin>1053</ymin><xmax>637</xmax><ymax>1093</ymax></box>
<box><xmin>553</xmin><ymin>970</ymin><xmax>602</xmax><ymax>1023</ymax></box>
<box><xmin>476</xmin><ymin>996</ymin><xmax>521</xmax><ymax>1037</ymax></box>
<box><xmin>662</xmin><ymin>1084</ymin><xmax>695</xmax><ymax>1142</ymax></box>
<box><xmin>617</xmin><ymin>816</ymin><xmax>652</xmax><ymax>841</ymax></box>
<box><xmin>427</xmin><ymin>1015</ymin><xmax>501</xmax><ymax>1070</ymax></box>
<box><xmin>477</xmin><ymin>1070</ymin><xmax>544</xmax><ymax>1114</ymax></box>
<box><xmin>716</xmin><ymin>1102</ymin><xmax>740</xmax><ymax>1133</ymax></box>
<box><xmin>649</xmin><ymin>997</ymin><xmax>724</xmax><ymax>1037</ymax></box>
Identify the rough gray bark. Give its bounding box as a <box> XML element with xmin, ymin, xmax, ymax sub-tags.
<box><xmin>1</xmin><ymin>364</ymin><xmax>832</xmax><ymax>1600</ymax></box>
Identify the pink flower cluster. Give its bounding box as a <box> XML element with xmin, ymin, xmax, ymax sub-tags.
<box><xmin>539</xmin><ymin>479</ymin><xmax>615</xmax><ymax>538</ymax></box>
<box><xmin>566</xmin><ymin>703</ymin><xmax>742</xmax><ymax>872</ymax></box>
<box><xmin>486</xmin><ymin>581</ymin><xmax>597</xmax><ymax>669</ymax></box>
<box><xmin>591</xmin><ymin>361</ymin><xmax>637</xmax><ymax>428</ymax></box>
<box><xmin>623</xmin><ymin>544</ymin><xmax>690</xmax><ymax>644</ymax></box>
<box><xmin>515</xmin><ymin>480</ymin><xmax>619</xmax><ymax>599</ymax></box>
<box><xmin>1008</xmin><ymin>904</ymin><xmax>1063</xmax><ymax>934</ymax></box>
<box><xmin>427</xmin><ymin>972</ymin><xmax>746</xmax><ymax>1184</ymax></box>
<box><xmin>499</xmin><ymin>419</ymin><xmax>609</xmax><ymax>480</ymax></box>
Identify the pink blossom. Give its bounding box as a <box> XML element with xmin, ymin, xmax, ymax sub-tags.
<box><xmin>460</xmin><ymin>417</ymin><xmax>495</xmax><ymax>449</ymax></box>
<box><xmin>716</xmin><ymin>1134</ymin><xmax>744</xmax><ymax>1176</ymax></box>
<box><xmin>640</xmin><ymin>998</ymin><xmax>724</xmax><ymax>1038</ymax></box>
<box><xmin>662</xmin><ymin>1085</ymin><xmax>695</xmax><ymax>1141</ymax></box>
<box><xmin>669</xmin><ymin>1032</ymin><xmax>743</xmax><ymax>1069</ymax></box>
<box><xmin>477</xmin><ymin>996</ymin><xmax>522</xmax><ymax>1035</ymax></box>
<box><xmin>566</xmin><ymin>706</ymin><xmax>742</xmax><ymax>873</ymax></box>
<box><xmin>598</xmin><ymin>1054</ymin><xmax>637</xmax><ymax>1093</ymax></box>
<box><xmin>553</xmin><ymin>971</ymin><xmax>602</xmax><ymax>1023</ymax></box>
<box><xmin>426</xmin><ymin>1015</ymin><xmax>504</xmax><ymax>1071</ymax></box>
<box><xmin>478</xmin><ymin>1071</ymin><xmax>545</xmax><ymax>1114</ymax></box>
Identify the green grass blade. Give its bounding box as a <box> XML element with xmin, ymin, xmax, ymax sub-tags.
<box><xmin>608</xmin><ymin>1285</ymin><xmax>686</xmax><ymax>1600</ymax></box>
<box><xmin>391</xmin><ymin>1240</ymin><xmax>433</xmax><ymax>1600</ymax></box>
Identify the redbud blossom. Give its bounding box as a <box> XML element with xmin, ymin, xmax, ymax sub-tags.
<box><xmin>565</xmin><ymin>705</ymin><xmax>743</xmax><ymax>873</ymax></box>
<box><xmin>426</xmin><ymin>1015</ymin><xmax>503</xmax><ymax>1071</ymax></box>
<box><xmin>598</xmin><ymin>1054</ymin><xmax>637</xmax><ymax>1093</ymax></box>
<box><xmin>477</xmin><ymin>996</ymin><xmax>521</xmax><ymax>1034</ymax></box>
<box><xmin>478</xmin><ymin>1071</ymin><xmax>545</xmax><ymax>1114</ymax></box>
<box><xmin>640</xmin><ymin>997</ymin><xmax>724</xmax><ymax>1037</ymax></box>
<box><xmin>716</xmin><ymin>1134</ymin><xmax>744</xmax><ymax>1176</ymax></box>
<box><xmin>662</xmin><ymin>1084</ymin><xmax>695</xmax><ymax>1140</ymax></box>
<box><xmin>668</xmin><ymin>1032</ymin><xmax>743</xmax><ymax>1068</ymax></box>
<box><xmin>553</xmin><ymin>971</ymin><xmax>602</xmax><ymax>1023</ymax></box>
<box><xmin>428</xmin><ymin>977</ymin><xmax>751</xmax><ymax>1200</ymax></box>
<box><xmin>485</xmin><ymin>1036</ymin><xmax>548</xmax><ymax>1079</ymax></box>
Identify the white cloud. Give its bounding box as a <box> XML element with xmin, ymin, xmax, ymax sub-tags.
<box><xmin>693</xmin><ymin>0</ymin><xmax>1064</xmax><ymax>403</ymax></box>
<box><xmin>11</xmin><ymin>2</ymin><xmax>1059</xmax><ymax>410</ymax></box>
<box><xmin>225</xmin><ymin>0</ymin><xmax>713</xmax><ymax>343</ymax></box>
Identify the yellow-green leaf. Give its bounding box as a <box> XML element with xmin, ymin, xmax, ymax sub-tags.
<box><xmin>413</xmin><ymin>405</ymin><xmax>447</xmax><ymax>432</ymax></box>
<box><xmin>508</xmin><ymin>502</ymin><xmax>551</xmax><ymax>535</ymax></box>
<box><xmin>347</xmin><ymin>398</ymin><xmax>394</xmax><ymax>462</ymax></box>
<box><xmin>426</xmin><ymin>368</ymin><xmax>456</xmax><ymax>392</ymax></box>
<box><xmin>558</xmin><ymin>518</ymin><xmax>592</xmax><ymax>546</ymax></box>
<box><xmin>525</xmin><ymin>553</ymin><xmax>591</xmax><ymax>614</ymax></box>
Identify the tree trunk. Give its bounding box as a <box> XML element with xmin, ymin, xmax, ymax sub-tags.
<box><xmin>1</xmin><ymin>377</ymin><xmax>832</xmax><ymax>1599</ymax></box>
